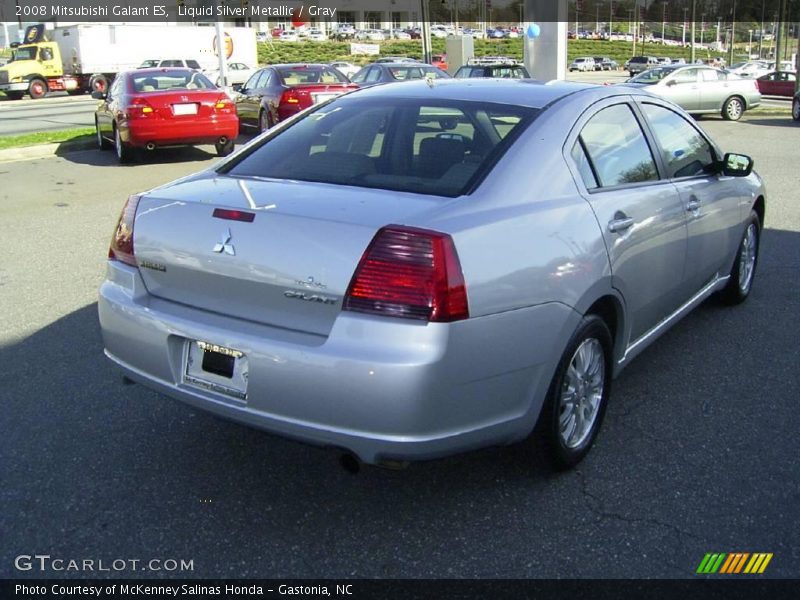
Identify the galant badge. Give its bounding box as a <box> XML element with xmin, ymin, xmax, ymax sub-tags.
<box><xmin>213</xmin><ymin>229</ymin><xmax>235</xmax><ymax>256</ymax></box>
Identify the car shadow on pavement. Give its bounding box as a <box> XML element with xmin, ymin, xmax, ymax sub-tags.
<box><xmin>57</xmin><ymin>134</ymin><xmax>255</xmax><ymax>167</ymax></box>
<box><xmin>738</xmin><ymin>117</ymin><xmax>798</xmax><ymax>128</ymax></box>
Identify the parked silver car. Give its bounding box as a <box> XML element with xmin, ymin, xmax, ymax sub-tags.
<box><xmin>98</xmin><ymin>80</ymin><xmax>765</xmax><ymax>470</ymax></box>
<box><xmin>570</xmin><ymin>57</ymin><xmax>596</xmax><ymax>72</ymax></box>
<box><xmin>626</xmin><ymin>65</ymin><xmax>762</xmax><ymax>120</ymax></box>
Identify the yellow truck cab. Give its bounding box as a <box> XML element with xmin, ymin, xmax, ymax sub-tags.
<box><xmin>0</xmin><ymin>42</ymin><xmax>66</xmax><ymax>99</ymax></box>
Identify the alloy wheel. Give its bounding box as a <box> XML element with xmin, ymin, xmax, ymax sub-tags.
<box><xmin>558</xmin><ymin>338</ymin><xmax>605</xmax><ymax>449</ymax></box>
<box><xmin>738</xmin><ymin>223</ymin><xmax>758</xmax><ymax>294</ymax></box>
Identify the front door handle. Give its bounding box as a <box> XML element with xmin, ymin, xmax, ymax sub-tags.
<box><xmin>608</xmin><ymin>216</ymin><xmax>635</xmax><ymax>233</ymax></box>
<box><xmin>686</xmin><ymin>198</ymin><xmax>701</xmax><ymax>213</ymax></box>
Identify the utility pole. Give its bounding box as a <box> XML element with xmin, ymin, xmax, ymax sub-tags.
<box><xmin>774</xmin><ymin>0</ymin><xmax>786</xmax><ymax>67</ymax></box>
<box><xmin>662</xmin><ymin>2</ymin><xmax>667</xmax><ymax>45</ymax></box>
<box><xmin>729</xmin><ymin>0</ymin><xmax>736</xmax><ymax>66</ymax></box>
<box><xmin>421</xmin><ymin>0</ymin><xmax>432</xmax><ymax>64</ymax></box>
<box><xmin>690</xmin><ymin>0</ymin><xmax>696</xmax><ymax>63</ymax></box>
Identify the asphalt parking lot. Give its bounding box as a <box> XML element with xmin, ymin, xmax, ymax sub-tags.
<box><xmin>1</xmin><ymin>114</ymin><xmax>798</xmax><ymax>579</ymax></box>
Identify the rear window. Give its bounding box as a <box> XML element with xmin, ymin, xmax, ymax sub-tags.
<box><xmin>223</xmin><ymin>98</ymin><xmax>537</xmax><ymax>197</ymax></box>
<box><xmin>129</xmin><ymin>70</ymin><xmax>215</xmax><ymax>92</ymax></box>
<box><xmin>277</xmin><ymin>66</ymin><xmax>348</xmax><ymax>84</ymax></box>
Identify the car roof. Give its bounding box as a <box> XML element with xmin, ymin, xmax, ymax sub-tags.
<box><xmin>345</xmin><ymin>78</ymin><xmax>603</xmax><ymax>109</ymax></box>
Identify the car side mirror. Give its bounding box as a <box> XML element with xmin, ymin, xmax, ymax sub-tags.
<box><xmin>722</xmin><ymin>152</ymin><xmax>754</xmax><ymax>177</ymax></box>
<box><xmin>665</xmin><ymin>79</ymin><xmax>677</xmax><ymax>87</ymax></box>
<box><xmin>91</xmin><ymin>90</ymin><xmax>107</xmax><ymax>100</ymax></box>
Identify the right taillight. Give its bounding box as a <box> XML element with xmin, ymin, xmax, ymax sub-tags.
<box><xmin>108</xmin><ymin>194</ymin><xmax>141</xmax><ymax>267</ymax></box>
<box><xmin>343</xmin><ymin>226</ymin><xmax>469</xmax><ymax>323</ymax></box>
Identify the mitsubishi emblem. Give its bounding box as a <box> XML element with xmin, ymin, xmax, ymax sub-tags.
<box><xmin>213</xmin><ymin>229</ymin><xmax>235</xmax><ymax>256</ymax></box>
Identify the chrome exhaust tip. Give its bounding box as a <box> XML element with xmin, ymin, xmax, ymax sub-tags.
<box><xmin>145</xmin><ymin>142</ymin><xmax>156</xmax><ymax>151</ymax></box>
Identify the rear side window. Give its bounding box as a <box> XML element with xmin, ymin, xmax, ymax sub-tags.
<box><xmin>224</xmin><ymin>98</ymin><xmax>537</xmax><ymax>197</ymax></box>
<box><xmin>640</xmin><ymin>103</ymin><xmax>716</xmax><ymax>178</ymax></box>
<box><xmin>577</xmin><ymin>104</ymin><xmax>658</xmax><ymax>188</ymax></box>
<box><xmin>186</xmin><ymin>60</ymin><xmax>201</xmax><ymax>70</ymax></box>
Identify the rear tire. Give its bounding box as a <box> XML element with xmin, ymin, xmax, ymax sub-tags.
<box><xmin>535</xmin><ymin>315</ymin><xmax>613</xmax><ymax>470</ymax></box>
<box><xmin>90</xmin><ymin>75</ymin><xmax>109</xmax><ymax>94</ymax></box>
<box><xmin>96</xmin><ymin>118</ymin><xmax>111</xmax><ymax>150</ymax></box>
<box><xmin>722</xmin><ymin>96</ymin><xmax>744</xmax><ymax>121</ymax></box>
<box><xmin>215</xmin><ymin>139</ymin><xmax>235</xmax><ymax>156</ymax></box>
<box><xmin>719</xmin><ymin>211</ymin><xmax>761</xmax><ymax>305</ymax></box>
<box><xmin>258</xmin><ymin>109</ymin><xmax>271</xmax><ymax>133</ymax></box>
<box><xmin>4</xmin><ymin>91</ymin><xmax>24</xmax><ymax>100</ymax></box>
<box><xmin>114</xmin><ymin>125</ymin><xmax>135</xmax><ymax>164</ymax></box>
<box><xmin>792</xmin><ymin>97</ymin><xmax>800</xmax><ymax>122</ymax></box>
<box><xmin>28</xmin><ymin>78</ymin><xmax>48</xmax><ymax>99</ymax></box>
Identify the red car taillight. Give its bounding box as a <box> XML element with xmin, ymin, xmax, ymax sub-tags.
<box><xmin>214</xmin><ymin>95</ymin><xmax>234</xmax><ymax>113</ymax></box>
<box><xmin>343</xmin><ymin>226</ymin><xmax>469</xmax><ymax>323</ymax></box>
<box><xmin>280</xmin><ymin>89</ymin><xmax>301</xmax><ymax>105</ymax></box>
<box><xmin>108</xmin><ymin>194</ymin><xmax>141</xmax><ymax>267</ymax></box>
<box><xmin>127</xmin><ymin>97</ymin><xmax>155</xmax><ymax>119</ymax></box>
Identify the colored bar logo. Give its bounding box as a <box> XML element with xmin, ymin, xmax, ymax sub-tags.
<box><xmin>697</xmin><ymin>553</ymin><xmax>773</xmax><ymax>574</ymax></box>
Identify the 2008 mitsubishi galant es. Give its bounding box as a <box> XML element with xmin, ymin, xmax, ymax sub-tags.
<box><xmin>98</xmin><ymin>79</ymin><xmax>765</xmax><ymax>469</ymax></box>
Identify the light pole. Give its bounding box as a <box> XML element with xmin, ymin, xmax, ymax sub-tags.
<box><xmin>729</xmin><ymin>0</ymin><xmax>736</xmax><ymax>66</ymax></box>
<box><xmin>662</xmin><ymin>1</ymin><xmax>667</xmax><ymax>45</ymax></box>
<box><xmin>748</xmin><ymin>29</ymin><xmax>753</xmax><ymax>57</ymax></box>
<box><xmin>690</xmin><ymin>0</ymin><xmax>696</xmax><ymax>63</ymax></box>
<box><xmin>682</xmin><ymin>7</ymin><xmax>688</xmax><ymax>46</ymax></box>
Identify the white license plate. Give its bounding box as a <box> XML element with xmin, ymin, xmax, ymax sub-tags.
<box><xmin>172</xmin><ymin>103</ymin><xmax>198</xmax><ymax>115</ymax></box>
<box><xmin>311</xmin><ymin>93</ymin><xmax>339</xmax><ymax>104</ymax></box>
<box><xmin>184</xmin><ymin>340</ymin><xmax>248</xmax><ymax>401</ymax></box>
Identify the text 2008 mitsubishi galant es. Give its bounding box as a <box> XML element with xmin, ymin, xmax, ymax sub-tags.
<box><xmin>98</xmin><ymin>79</ymin><xmax>765</xmax><ymax>470</ymax></box>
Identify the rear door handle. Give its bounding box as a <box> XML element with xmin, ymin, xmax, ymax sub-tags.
<box><xmin>608</xmin><ymin>216</ymin><xmax>635</xmax><ymax>233</ymax></box>
<box><xmin>686</xmin><ymin>198</ymin><xmax>701</xmax><ymax>212</ymax></box>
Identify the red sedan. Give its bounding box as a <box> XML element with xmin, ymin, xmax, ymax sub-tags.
<box><xmin>94</xmin><ymin>68</ymin><xmax>239</xmax><ymax>163</ymax></box>
<box><xmin>235</xmin><ymin>64</ymin><xmax>358</xmax><ymax>132</ymax></box>
<box><xmin>756</xmin><ymin>71</ymin><xmax>797</xmax><ymax>97</ymax></box>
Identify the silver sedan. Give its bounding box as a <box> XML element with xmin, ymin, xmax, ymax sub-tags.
<box><xmin>98</xmin><ymin>80</ymin><xmax>765</xmax><ymax>470</ymax></box>
<box><xmin>626</xmin><ymin>65</ymin><xmax>762</xmax><ymax>120</ymax></box>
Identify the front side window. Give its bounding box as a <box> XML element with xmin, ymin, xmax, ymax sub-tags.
<box><xmin>224</xmin><ymin>98</ymin><xmax>537</xmax><ymax>197</ymax></box>
<box><xmin>578</xmin><ymin>104</ymin><xmax>658</xmax><ymax>188</ymax></box>
<box><xmin>641</xmin><ymin>103</ymin><xmax>716</xmax><ymax>178</ymax></box>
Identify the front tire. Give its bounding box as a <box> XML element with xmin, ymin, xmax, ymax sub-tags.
<box><xmin>792</xmin><ymin>97</ymin><xmax>800</xmax><ymax>122</ymax></box>
<box><xmin>722</xmin><ymin>96</ymin><xmax>745</xmax><ymax>121</ymax></box>
<box><xmin>536</xmin><ymin>315</ymin><xmax>613</xmax><ymax>470</ymax></box>
<box><xmin>28</xmin><ymin>78</ymin><xmax>48</xmax><ymax>99</ymax></box>
<box><xmin>4</xmin><ymin>91</ymin><xmax>24</xmax><ymax>100</ymax></box>
<box><xmin>720</xmin><ymin>211</ymin><xmax>761</xmax><ymax>305</ymax></box>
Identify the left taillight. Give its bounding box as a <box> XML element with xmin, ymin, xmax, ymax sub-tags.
<box><xmin>108</xmin><ymin>194</ymin><xmax>141</xmax><ymax>267</ymax></box>
<box><xmin>127</xmin><ymin>97</ymin><xmax>154</xmax><ymax>118</ymax></box>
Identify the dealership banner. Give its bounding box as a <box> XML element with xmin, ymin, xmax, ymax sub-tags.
<box><xmin>0</xmin><ymin>0</ymin><xmax>769</xmax><ymax>25</ymax></box>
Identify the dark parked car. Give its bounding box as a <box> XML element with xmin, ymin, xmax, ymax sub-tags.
<box><xmin>454</xmin><ymin>63</ymin><xmax>530</xmax><ymax>79</ymax></box>
<box><xmin>235</xmin><ymin>64</ymin><xmax>358</xmax><ymax>132</ymax></box>
<box><xmin>350</xmin><ymin>63</ymin><xmax>450</xmax><ymax>88</ymax></box>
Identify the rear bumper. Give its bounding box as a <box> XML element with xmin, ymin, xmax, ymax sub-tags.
<box><xmin>124</xmin><ymin>115</ymin><xmax>238</xmax><ymax>147</ymax></box>
<box><xmin>98</xmin><ymin>261</ymin><xmax>577</xmax><ymax>465</ymax></box>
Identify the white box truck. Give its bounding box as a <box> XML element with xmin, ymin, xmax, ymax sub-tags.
<box><xmin>0</xmin><ymin>24</ymin><xmax>257</xmax><ymax>99</ymax></box>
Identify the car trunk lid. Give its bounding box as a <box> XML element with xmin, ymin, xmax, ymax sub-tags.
<box><xmin>132</xmin><ymin>175</ymin><xmax>443</xmax><ymax>336</ymax></box>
